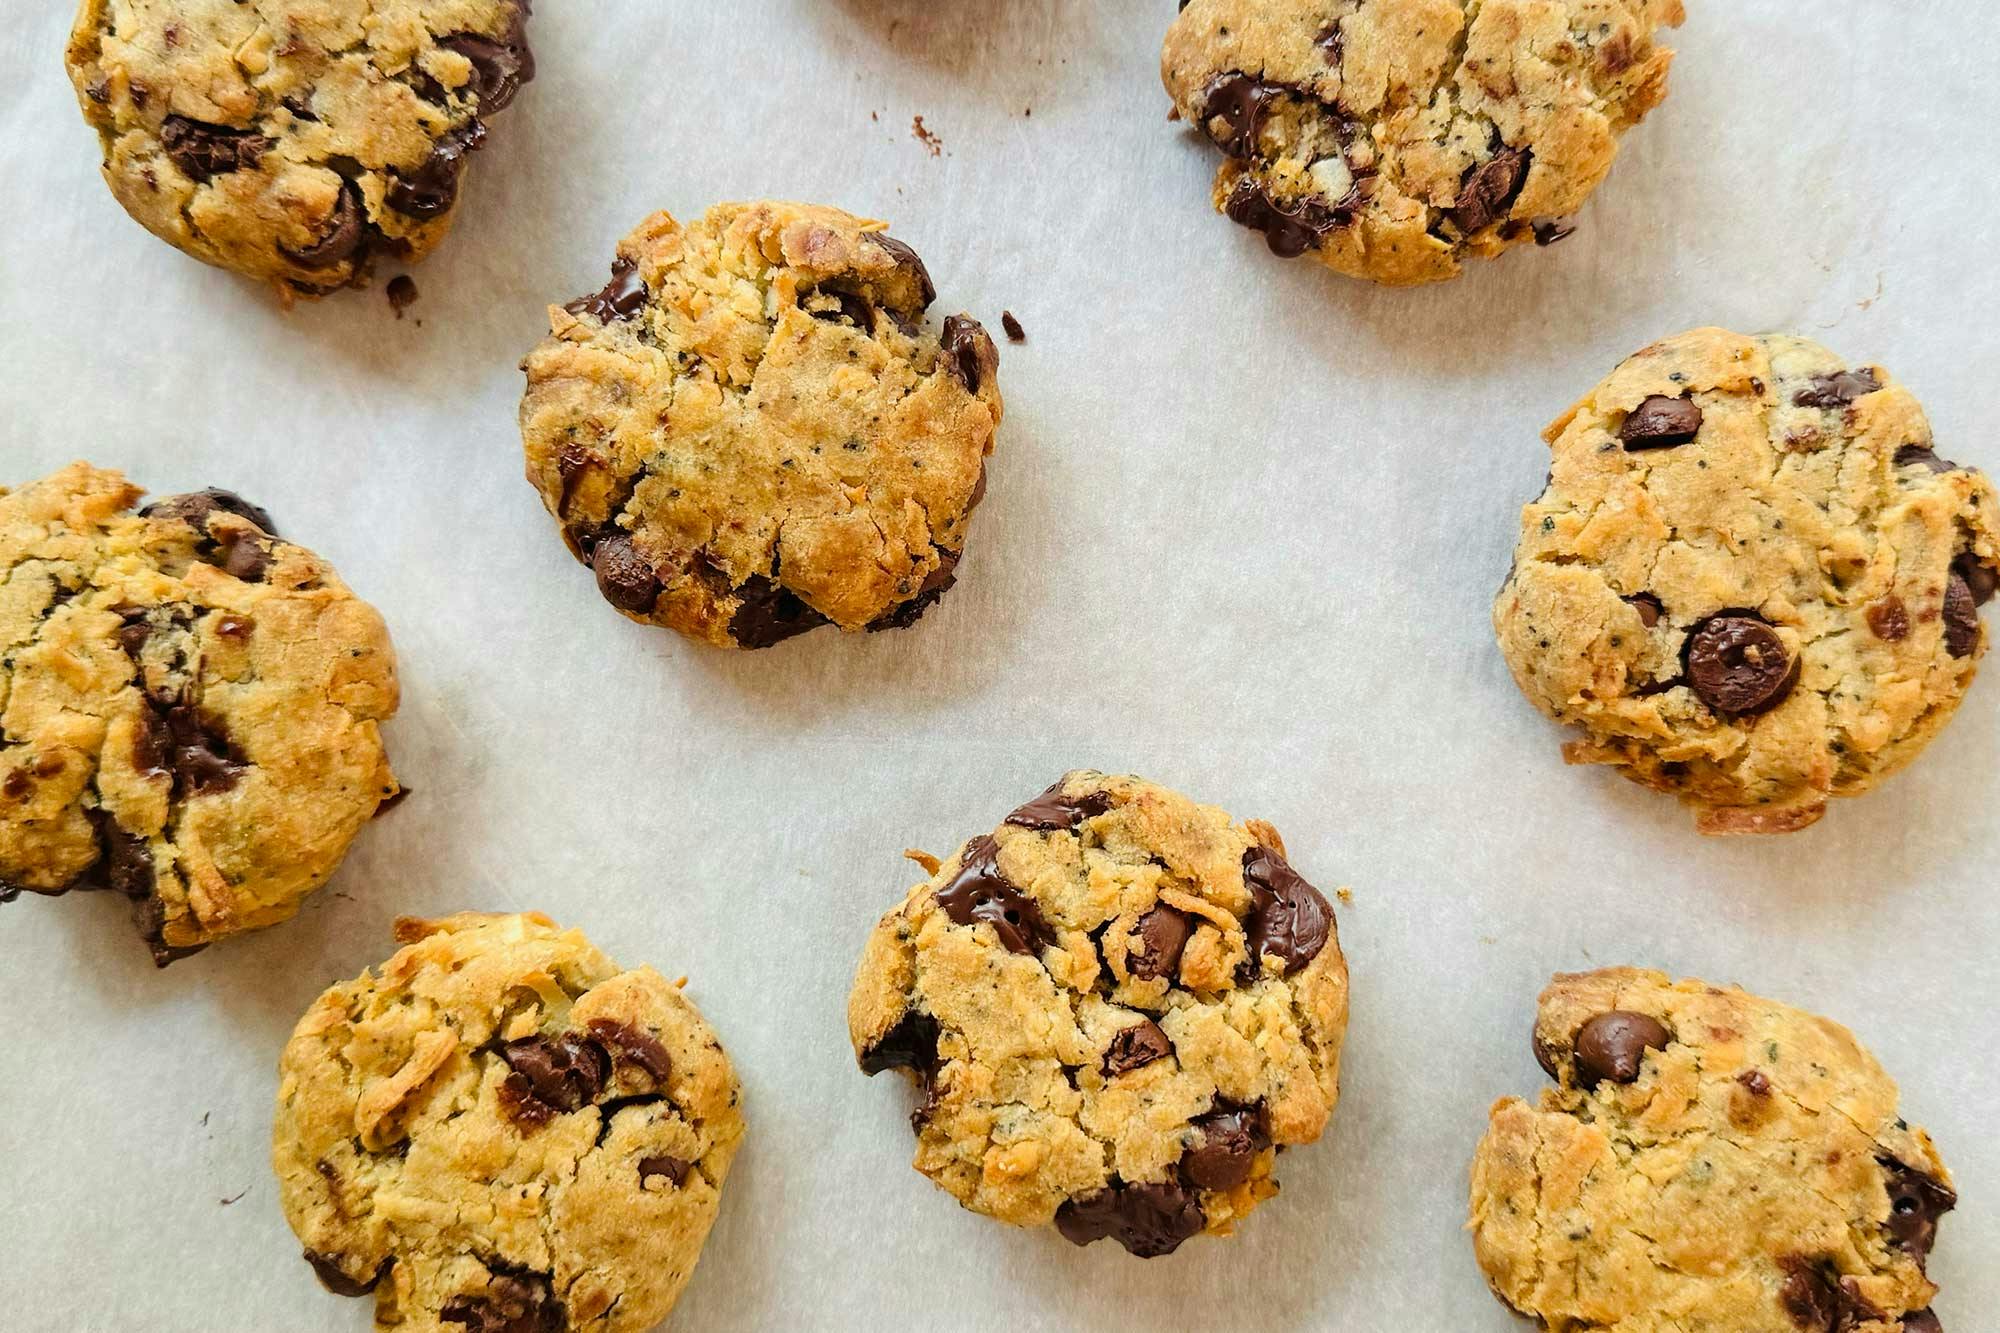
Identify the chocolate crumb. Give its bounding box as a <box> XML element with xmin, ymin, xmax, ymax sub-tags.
<box><xmin>912</xmin><ymin>116</ymin><xmax>942</xmax><ymax>156</ymax></box>
<box><xmin>386</xmin><ymin>274</ymin><xmax>418</xmax><ymax>318</ymax></box>
<box><xmin>1000</xmin><ymin>311</ymin><xmax>1025</xmax><ymax>342</ymax></box>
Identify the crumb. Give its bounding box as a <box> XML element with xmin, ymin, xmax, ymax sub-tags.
<box><xmin>1167</xmin><ymin>104</ymin><xmax>1182</xmax><ymax>122</ymax></box>
<box><xmin>1336</xmin><ymin>887</ymin><xmax>1354</xmax><ymax>906</ymax></box>
<box><xmin>220</xmin><ymin>1189</ymin><xmax>247</xmax><ymax>1206</ymax></box>
<box><xmin>1000</xmin><ymin>311</ymin><xmax>1025</xmax><ymax>343</ymax></box>
<box><xmin>912</xmin><ymin>115</ymin><xmax>942</xmax><ymax>157</ymax></box>
<box><xmin>870</xmin><ymin>110</ymin><xmax>878</xmax><ymax>122</ymax></box>
<box><xmin>387</xmin><ymin>274</ymin><xmax>419</xmax><ymax>319</ymax></box>
<box><xmin>200</xmin><ymin>1111</ymin><xmax>210</xmax><ymax>1126</ymax></box>
<box><xmin>1024</xmin><ymin>107</ymin><xmax>1032</xmax><ymax>117</ymax></box>
<box><xmin>904</xmin><ymin>848</ymin><xmax>942</xmax><ymax>876</ymax></box>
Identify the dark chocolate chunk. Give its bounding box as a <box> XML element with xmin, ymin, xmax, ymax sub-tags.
<box><xmin>1866</xmin><ymin>595</ymin><xmax>1910</xmax><ymax>642</ymax></box>
<box><xmin>871</xmin><ymin>234</ymin><xmax>937</xmax><ymax>307</ymax></box>
<box><xmin>1101</xmin><ymin>1020</ymin><xmax>1172</xmax><ymax>1077</ymax></box>
<box><xmin>1449</xmin><ymin>147</ymin><xmax>1529</xmax><ymax>235</ymax></box>
<box><xmin>387</xmin><ymin>120</ymin><xmax>486</xmax><ymax>219</ymax></box>
<box><xmin>1222</xmin><ymin>175</ymin><xmax>1350</xmax><ymax>257</ymax></box>
<box><xmin>440</xmin><ymin>1271</ymin><xmax>565</xmax><ymax>1333</ymax></box>
<box><xmin>940</xmin><ymin>315</ymin><xmax>998</xmax><ymax>395</ymax></box>
<box><xmin>1573</xmin><ymin>1011</ymin><xmax>1671</xmax><ymax>1087</ymax></box>
<box><xmin>1238</xmin><ymin>843</ymin><xmax>1332</xmax><ymax>980</ymax></box>
<box><xmin>1000</xmin><ymin>310</ymin><xmax>1025</xmax><ymax>342</ymax></box>
<box><xmin>1778</xmin><ymin>1255</ymin><xmax>1882</xmax><ymax>1332</ymax></box>
<box><xmin>564</xmin><ymin>256</ymin><xmax>648</xmax><ymax>323</ymax></box>
<box><xmin>1003</xmin><ymin>780</ymin><xmax>1112</xmax><ymax>831</ymax></box>
<box><xmin>1793</xmin><ymin>369</ymin><xmax>1881</xmax><ymax>409</ymax></box>
<box><xmin>1127</xmin><ymin>906</ymin><xmax>1192</xmax><ymax>982</ymax></box>
<box><xmin>1619</xmin><ymin>395</ymin><xmax>1704</xmax><ymax>449</ymax></box>
<box><xmin>638</xmin><ymin>1155</ymin><xmax>690</xmax><ymax>1186</ymax></box>
<box><xmin>935</xmin><ymin>834</ymin><xmax>1051</xmax><ymax>957</ymax></box>
<box><xmin>590</xmin><ymin>534</ymin><xmax>660</xmax><ymax>614</ymax></box>
<box><xmin>1625</xmin><ymin>592</ymin><xmax>1664</xmax><ymax>628</ymax></box>
<box><xmin>1894</xmin><ymin>445</ymin><xmax>1956</xmax><ymax>474</ymax></box>
<box><xmin>1316</xmin><ymin>21</ymin><xmax>1343</xmax><ymax>65</ymax></box>
<box><xmin>1944</xmin><ymin>570</ymin><xmax>1983</xmax><ymax>659</ymax></box>
<box><xmin>219</xmin><ymin>532</ymin><xmax>270</xmax><ymax>582</ymax></box>
<box><xmin>1955</xmin><ymin>552</ymin><xmax>1997</xmax><ymax>606</ymax></box>
<box><xmin>728</xmin><ymin>573</ymin><xmax>831</xmax><ymax>648</ymax></box>
<box><xmin>1683</xmin><ymin>613</ymin><xmax>1798</xmax><ymax>715</ymax></box>
<box><xmin>865</xmin><ymin>548</ymin><xmax>961</xmax><ymax>632</ymax></box>
<box><xmin>1180</xmin><ymin>1103</ymin><xmax>1269</xmax><ymax>1191</ymax></box>
<box><xmin>1197</xmin><ymin>73</ymin><xmax>1280</xmax><ymax>158</ymax></box>
<box><xmin>94</xmin><ymin>814</ymin><xmax>157</xmax><ymax>902</ymax></box>
<box><xmin>809</xmin><ymin>288</ymin><xmax>874</xmax><ymax>332</ymax></box>
<box><xmin>1879</xmin><ymin>1157</ymin><xmax>1956</xmax><ymax>1262</ymax></box>
<box><xmin>498</xmin><ymin>1033</ymin><xmax>609</xmax><ymax>1126</ymax></box>
<box><xmin>1054</xmin><ymin>1180</ymin><xmax>1205</xmax><ymax>1258</ymax></box>
<box><xmin>304</xmin><ymin>1251</ymin><xmax>387</xmax><ymax>1298</ymax></box>
<box><xmin>437</xmin><ymin>5</ymin><xmax>535</xmax><ymax>115</ymax></box>
<box><xmin>859</xmin><ymin>1009</ymin><xmax>941</xmax><ymax>1076</ymax></box>
<box><xmin>137</xmin><ymin>701</ymin><xmax>247</xmax><ymax>796</ymax></box>
<box><xmin>284</xmin><ymin>180</ymin><xmax>368</xmax><ymax>270</ymax></box>
<box><xmin>160</xmin><ymin>115</ymin><xmax>270</xmax><ymax>181</ymax></box>
<box><xmin>584</xmin><ymin>1019</ymin><xmax>671</xmax><ymax>1082</ymax></box>
<box><xmin>140</xmin><ymin>488</ymin><xmax>277</xmax><ymax>537</ymax></box>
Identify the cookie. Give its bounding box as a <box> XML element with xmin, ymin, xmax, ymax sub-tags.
<box><xmin>0</xmin><ymin>462</ymin><xmax>398</xmax><ymax>963</ymax></box>
<box><xmin>274</xmin><ymin>912</ymin><xmax>744</xmax><ymax>1331</ymax></box>
<box><xmin>847</xmin><ymin>771</ymin><xmax>1349</xmax><ymax>1257</ymax></box>
<box><xmin>1162</xmin><ymin>0</ymin><xmax>1681</xmax><ymax>286</ymax></box>
<box><xmin>1495</xmin><ymin>329</ymin><xmax>2000</xmax><ymax>834</ymax></box>
<box><xmin>520</xmin><ymin>200</ymin><xmax>1001</xmax><ymax>649</ymax></box>
<box><xmin>65</xmin><ymin>0</ymin><xmax>533</xmax><ymax>295</ymax></box>
<box><xmin>1470</xmin><ymin>968</ymin><xmax>1956</xmax><ymax>1331</ymax></box>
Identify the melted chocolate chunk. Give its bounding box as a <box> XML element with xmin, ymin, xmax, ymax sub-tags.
<box><xmin>1003</xmin><ymin>780</ymin><xmax>1112</xmax><ymax>831</ymax></box>
<box><xmin>1223</xmin><ymin>175</ymin><xmax>1349</xmax><ymax>257</ymax></box>
<box><xmin>498</xmin><ymin>1033</ymin><xmax>608</xmax><ymax>1127</ymax></box>
<box><xmin>1944</xmin><ymin>570</ymin><xmax>1983</xmax><ymax>658</ymax></box>
<box><xmin>140</xmin><ymin>489</ymin><xmax>277</xmax><ymax>537</ymax></box>
<box><xmin>387</xmin><ymin>120</ymin><xmax>486</xmax><ymax>219</ymax></box>
<box><xmin>441</xmin><ymin>1271</ymin><xmax>566</xmax><ymax>1333</ymax></box>
<box><xmin>638</xmin><ymin>1154</ymin><xmax>690</xmax><ymax>1186</ymax></box>
<box><xmin>584</xmin><ymin>1019</ymin><xmax>672</xmax><ymax>1082</ymax></box>
<box><xmin>1127</xmin><ymin>905</ymin><xmax>1192</xmax><ymax>982</ymax></box>
<box><xmin>1955</xmin><ymin>553</ymin><xmax>1998</xmax><ymax>606</ymax></box>
<box><xmin>935</xmin><ymin>835</ymin><xmax>1051</xmax><ymax>957</ymax></box>
<box><xmin>1449</xmin><ymin>147</ymin><xmax>1530</xmax><ymax>235</ymax></box>
<box><xmin>590</xmin><ymin>533</ymin><xmax>661</xmax><ymax>614</ymax></box>
<box><xmin>564</xmin><ymin>256</ymin><xmax>648</xmax><ymax>323</ymax></box>
<box><xmin>871</xmin><ymin>234</ymin><xmax>937</xmax><ymax>307</ymax></box>
<box><xmin>865</xmin><ymin>549</ymin><xmax>961</xmax><ymax>632</ymax></box>
<box><xmin>1101</xmin><ymin>1020</ymin><xmax>1172</xmax><ymax>1077</ymax></box>
<box><xmin>284</xmin><ymin>180</ymin><xmax>368</xmax><ymax>270</ymax></box>
<box><xmin>437</xmin><ymin>5</ymin><xmax>535</xmax><ymax>114</ymax></box>
<box><xmin>1683</xmin><ymin>613</ymin><xmax>1798</xmax><ymax>715</ymax></box>
<box><xmin>1198</xmin><ymin>72</ymin><xmax>1281</xmax><ymax>157</ymax></box>
<box><xmin>1879</xmin><ymin>1157</ymin><xmax>1956</xmax><ymax>1262</ymax></box>
<box><xmin>859</xmin><ymin>1009</ymin><xmax>941</xmax><ymax>1076</ymax></box>
<box><xmin>1793</xmin><ymin>368</ymin><xmax>1881</xmax><ymax>409</ymax></box>
<box><xmin>160</xmin><ymin>115</ymin><xmax>270</xmax><ymax>181</ymax></box>
<box><xmin>1895</xmin><ymin>445</ymin><xmax>1956</xmax><ymax>474</ymax></box>
<box><xmin>138</xmin><ymin>700</ymin><xmax>248</xmax><ymax>796</ymax></box>
<box><xmin>1053</xmin><ymin>1180</ymin><xmax>1205</xmax><ymax>1258</ymax></box>
<box><xmin>1778</xmin><ymin>1255</ymin><xmax>1882</xmax><ymax>1332</ymax></box>
<box><xmin>93</xmin><ymin>813</ymin><xmax>158</xmax><ymax>903</ymax></box>
<box><xmin>1572</xmin><ymin>1011</ymin><xmax>1671</xmax><ymax>1087</ymax></box>
<box><xmin>1180</xmin><ymin>1103</ymin><xmax>1269</xmax><ymax>1191</ymax></box>
<box><xmin>940</xmin><ymin>315</ymin><xmax>998</xmax><ymax>395</ymax></box>
<box><xmin>1316</xmin><ymin>22</ymin><xmax>1344</xmax><ymax>65</ymax></box>
<box><xmin>304</xmin><ymin>1251</ymin><xmax>388</xmax><ymax>1298</ymax></box>
<box><xmin>219</xmin><ymin>532</ymin><xmax>271</xmax><ymax>582</ymax></box>
<box><xmin>1866</xmin><ymin>595</ymin><xmax>1910</xmax><ymax>642</ymax></box>
<box><xmin>809</xmin><ymin>288</ymin><xmax>875</xmax><ymax>332</ymax></box>
<box><xmin>1238</xmin><ymin>844</ymin><xmax>1332</xmax><ymax>980</ymax></box>
<box><xmin>1625</xmin><ymin>592</ymin><xmax>1664</xmax><ymax>628</ymax></box>
<box><xmin>728</xmin><ymin>573</ymin><xmax>831</xmax><ymax>648</ymax></box>
<box><xmin>1619</xmin><ymin>395</ymin><xmax>1704</xmax><ymax>449</ymax></box>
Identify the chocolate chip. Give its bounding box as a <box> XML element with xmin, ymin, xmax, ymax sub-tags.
<box><xmin>1000</xmin><ymin>310</ymin><xmax>1025</xmax><ymax>342</ymax></box>
<box><xmin>1449</xmin><ymin>147</ymin><xmax>1529</xmax><ymax>235</ymax></box>
<box><xmin>437</xmin><ymin>13</ymin><xmax>535</xmax><ymax>114</ymax></box>
<box><xmin>871</xmin><ymin>234</ymin><xmax>937</xmax><ymax>307</ymax></box>
<box><xmin>589</xmin><ymin>533</ymin><xmax>660</xmax><ymax>614</ymax></box>
<box><xmin>284</xmin><ymin>180</ymin><xmax>368</xmax><ymax>270</ymax></box>
<box><xmin>1684</xmin><ymin>613</ymin><xmax>1798</xmax><ymax>715</ymax></box>
<box><xmin>1904</xmin><ymin>1310</ymin><xmax>1944</xmax><ymax>1333</ymax></box>
<box><xmin>940</xmin><ymin>314</ymin><xmax>998</xmax><ymax>395</ymax></box>
<box><xmin>1127</xmin><ymin>906</ymin><xmax>1192</xmax><ymax>982</ymax></box>
<box><xmin>1222</xmin><ymin>175</ymin><xmax>1349</xmax><ymax>257</ymax></box>
<box><xmin>1895</xmin><ymin>445</ymin><xmax>1956</xmax><ymax>474</ymax></box>
<box><xmin>220</xmin><ymin>532</ymin><xmax>270</xmax><ymax>582</ymax></box>
<box><xmin>1101</xmin><ymin>1020</ymin><xmax>1172</xmax><ymax>1077</ymax></box>
<box><xmin>1198</xmin><ymin>73</ymin><xmax>1280</xmax><ymax>157</ymax></box>
<box><xmin>1619</xmin><ymin>395</ymin><xmax>1704</xmax><ymax>449</ymax></box>
<box><xmin>1054</xmin><ymin>1180</ymin><xmax>1205</xmax><ymax>1258</ymax></box>
<box><xmin>1003</xmin><ymin>780</ymin><xmax>1112</xmax><ymax>831</ymax></box>
<box><xmin>728</xmin><ymin>573</ymin><xmax>831</xmax><ymax>648</ymax></box>
<box><xmin>498</xmin><ymin>1033</ymin><xmax>608</xmax><ymax>1127</ymax></box>
<box><xmin>159</xmin><ymin>115</ymin><xmax>270</xmax><ymax>181</ymax></box>
<box><xmin>1880</xmin><ymin>1157</ymin><xmax>1956</xmax><ymax>1262</ymax></box>
<box><xmin>809</xmin><ymin>288</ymin><xmax>874</xmax><ymax>332</ymax></box>
<box><xmin>935</xmin><ymin>834</ymin><xmax>1051</xmax><ymax>957</ymax></box>
<box><xmin>1945</xmin><ymin>573</ymin><xmax>1981</xmax><ymax>658</ymax></box>
<box><xmin>584</xmin><ymin>1018</ymin><xmax>671</xmax><ymax>1082</ymax></box>
<box><xmin>1532</xmin><ymin>218</ymin><xmax>1577</xmax><ymax>246</ymax></box>
<box><xmin>1793</xmin><ymin>369</ymin><xmax>1881</xmax><ymax>409</ymax></box>
<box><xmin>1866</xmin><ymin>595</ymin><xmax>1910</xmax><ymax>642</ymax></box>
<box><xmin>1625</xmin><ymin>593</ymin><xmax>1664</xmax><ymax>627</ymax></box>
<box><xmin>1572</xmin><ymin>1011</ymin><xmax>1671</xmax><ymax>1087</ymax></box>
<box><xmin>1737</xmin><ymin>1069</ymin><xmax>1772</xmax><ymax>1096</ymax></box>
<box><xmin>858</xmin><ymin>1009</ymin><xmax>940</xmax><ymax>1076</ymax></box>
<box><xmin>387</xmin><ymin>120</ymin><xmax>486</xmax><ymax>219</ymax></box>
<box><xmin>140</xmin><ymin>489</ymin><xmax>278</xmax><ymax>537</ymax></box>
<box><xmin>1180</xmin><ymin>1103</ymin><xmax>1269</xmax><ymax>1191</ymax></box>
<box><xmin>564</xmin><ymin>256</ymin><xmax>649</xmax><ymax>323</ymax></box>
<box><xmin>865</xmin><ymin>548</ymin><xmax>960</xmax><ymax>632</ymax></box>
<box><xmin>304</xmin><ymin>1251</ymin><xmax>387</xmax><ymax>1298</ymax></box>
<box><xmin>441</xmin><ymin>1271</ymin><xmax>566</xmax><ymax>1333</ymax></box>
<box><xmin>1955</xmin><ymin>552</ymin><xmax>1997</xmax><ymax>606</ymax></box>
<box><xmin>1238</xmin><ymin>844</ymin><xmax>1332</xmax><ymax>981</ymax></box>
<box><xmin>1778</xmin><ymin>1256</ymin><xmax>1882</xmax><ymax>1332</ymax></box>
<box><xmin>638</xmin><ymin>1155</ymin><xmax>690</xmax><ymax>1186</ymax></box>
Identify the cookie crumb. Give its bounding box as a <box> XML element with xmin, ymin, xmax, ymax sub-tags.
<box><xmin>1000</xmin><ymin>311</ymin><xmax>1025</xmax><ymax>343</ymax></box>
<box><xmin>386</xmin><ymin>274</ymin><xmax>419</xmax><ymax>319</ymax></box>
<box><xmin>1336</xmin><ymin>887</ymin><xmax>1353</xmax><ymax>905</ymax></box>
<box><xmin>912</xmin><ymin>116</ymin><xmax>942</xmax><ymax>156</ymax></box>
<box><xmin>903</xmin><ymin>848</ymin><xmax>942</xmax><ymax>876</ymax></box>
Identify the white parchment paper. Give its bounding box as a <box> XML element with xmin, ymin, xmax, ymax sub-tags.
<box><xmin>2</xmin><ymin>3</ymin><xmax>1995</xmax><ymax>1328</ymax></box>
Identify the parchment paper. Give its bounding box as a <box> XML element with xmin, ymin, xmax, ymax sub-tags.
<box><xmin>2</xmin><ymin>3</ymin><xmax>1995</xmax><ymax>1328</ymax></box>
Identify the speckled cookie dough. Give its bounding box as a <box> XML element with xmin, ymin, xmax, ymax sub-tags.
<box><xmin>274</xmin><ymin>912</ymin><xmax>745</xmax><ymax>1332</ymax></box>
<box><xmin>847</xmin><ymin>771</ymin><xmax>1349</xmax><ymax>1257</ymax></box>
<box><xmin>65</xmin><ymin>0</ymin><xmax>533</xmax><ymax>295</ymax></box>
<box><xmin>0</xmin><ymin>462</ymin><xmax>398</xmax><ymax>963</ymax></box>
<box><xmin>519</xmin><ymin>200</ymin><xmax>1001</xmax><ymax>649</ymax></box>
<box><xmin>1162</xmin><ymin>0</ymin><xmax>1681</xmax><ymax>286</ymax></box>
<box><xmin>1471</xmin><ymin>968</ymin><xmax>1956</xmax><ymax>1332</ymax></box>
<box><xmin>1495</xmin><ymin>329</ymin><xmax>2000</xmax><ymax>834</ymax></box>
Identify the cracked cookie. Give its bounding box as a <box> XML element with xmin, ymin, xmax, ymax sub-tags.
<box><xmin>0</xmin><ymin>462</ymin><xmax>398</xmax><ymax>963</ymax></box>
<box><xmin>1470</xmin><ymin>967</ymin><xmax>1956</xmax><ymax>1332</ymax></box>
<box><xmin>1162</xmin><ymin>0</ymin><xmax>1681</xmax><ymax>286</ymax></box>
<box><xmin>847</xmin><ymin>771</ymin><xmax>1348</xmax><ymax>1257</ymax></box>
<box><xmin>66</xmin><ymin>0</ymin><xmax>533</xmax><ymax>296</ymax></box>
<box><xmin>274</xmin><ymin>911</ymin><xmax>744</xmax><ymax>1332</ymax></box>
<box><xmin>520</xmin><ymin>200</ymin><xmax>1001</xmax><ymax>648</ymax></box>
<box><xmin>1495</xmin><ymin>329</ymin><xmax>2000</xmax><ymax>834</ymax></box>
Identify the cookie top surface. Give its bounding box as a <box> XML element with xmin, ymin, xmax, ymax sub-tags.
<box><xmin>846</xmin><ymin>771</ymin><xmax>1348</xmax><ymax>1257</ymax></box>
<box><xmin>1162</xmin><ymin>0</ymin><xmax>1681</xmax><ymax>286</ymax></box>
<box><xmin>1470</xmin><ymin>967</ymin><xmax>1955</xmax><ymax>1332</ymax></box>
<box><xmin>0</xmin><ymin>462</ymin><xmax>398</xmax><ymax>962</ymax></box>
<box><xmin>520</xmin><ymin>200</ymin><xmax>1002</xmax><ymax>649</ymax></box>
<box><xmin>273</xmin><ymin>912</ymin><xmax>744</xmax><ymax>1332</ymax></box>
<box><xmin>65</xmin><ymin>0</ymin><xmax>534</xmax><ymax>294</ymax></box>
<box><xmin>1494</xmin><ymin>328</ymin><xmax>1999</xmax><ymax>834</ymax></box>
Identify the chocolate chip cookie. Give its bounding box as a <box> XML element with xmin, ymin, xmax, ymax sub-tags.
<box><xmin>66</xmin><ymin>0</ymin><xmax>533</xmax><ymax>295</ymax></box>
<box><xmin>847</xmin><ymin>771</ymin><xmax>1349</xmax><ymax>1257</ymax></box>
<box><xmin>274</xmin><ymin>912</ymin><xmax>744</xmax><ymax>1331</ymax></box>
<box><xmin>1471</xmin><ymin>968</ymin><xmax>1956</xmax><ymax>1331</ymax></box>
<box><xmin>1495</xmin><ymin>329</ymin><xmax>2000</xmax><ymax>834</ymax></box>
<box><xmin>1162</xmin><ymin>0</ymin><xmax>1681</xmax><ymax>286</ymax></box>
<box><xmin>520</xmin><ymin>201</ymin><xmax>1001</xmax><ymax>648</ymax></box>
<box><xmin>0</xmin><ymin>462</ymin><xmax>399</xmax><ymax>963</ymax></box>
